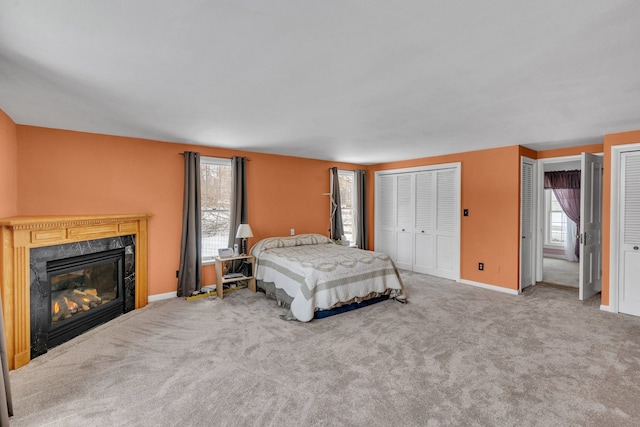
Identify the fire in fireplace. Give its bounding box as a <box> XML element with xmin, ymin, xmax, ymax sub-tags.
<box><xmin>45</xmin><ymin>248</ymin><xmax>125</xmax><ymax>351</ymax></box>
<box><xmin>29</xmin><ymin>235</ymin><xmax>136</xmax><ymax>360</ymax></box>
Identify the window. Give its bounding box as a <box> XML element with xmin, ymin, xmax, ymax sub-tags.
<box><xmin>545</xmin><ymin>189</ymin><xmax>567</xmax><ymax>246</ymax></box>
<box><xmin>338</xmin><ymin>170</ymin><xmax>356</xmax><ymax>244</ymax></box>
<box><xmin>201</xmin><ymin>157</ymin><xmax>231</xmax><ymax>262</ymax></box>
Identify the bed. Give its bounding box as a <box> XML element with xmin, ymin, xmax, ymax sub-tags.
<box><xmin>250</xmin><ymin>234</ymin><xmax>405</xmax><ymax>321</ymax></box>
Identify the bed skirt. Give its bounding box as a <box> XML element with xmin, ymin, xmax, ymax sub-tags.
<box><xmin>257</xmin><ymin>279</ymin><xmax>393</xmax><ymax>320</ymax></box>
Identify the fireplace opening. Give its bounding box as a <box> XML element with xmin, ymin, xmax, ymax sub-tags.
<box><xmin>45</xmin><ymin>248</ymin><xmax>125</xmax><ymax>351</ymax></box>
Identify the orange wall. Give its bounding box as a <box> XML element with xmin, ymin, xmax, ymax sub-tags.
<box><xmin>16</xmin><ymin>125</ymin><xmax>359</xmax><ymax>296</ymax></box>
<box><xmin>602</xmin><ymin>130</ymin><xmax>640</xmax><ymax>306</ymax></box>
<box><xmin>519</xmin><ymin>146</ymin><xmax>537</xmax><ymax>160</ymax></box>
<box><xmin>536</xmin><ymin>143</ymin><xmax>603</xmax><ymax>159</ymax></box>
<box><xmin>369</xmin><ymin>145</ymin><xmax>522</xmax><ymax>290</ymax></box>
<box><xmin>0</xmin><ymin>109</ymin><xmax>18</xmax><ymax>217</ymax></box>
<box><xmin>13</xmin><ymin>120</ymin><xmax>632</xmax><ymax>299</ymax></box>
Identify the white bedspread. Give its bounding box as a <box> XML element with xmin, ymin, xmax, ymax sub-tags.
<box><xmin>251</xmin><ymin>234</ymin><xmax>404</xmax><ymax>321</ymax></box>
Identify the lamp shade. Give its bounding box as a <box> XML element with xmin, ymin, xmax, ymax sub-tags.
<box><xmin>235</xmin><ymin>223</ymin><xmax>253</xmax><ymax>239</ymax></box>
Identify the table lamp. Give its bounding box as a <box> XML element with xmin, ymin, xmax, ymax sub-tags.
<box><xmin>235</xmin><ymin>224</ymin><xmax>253</xmax><ymax>255</ymax></box>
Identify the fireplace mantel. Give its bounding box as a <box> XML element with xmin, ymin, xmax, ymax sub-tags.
<box><xmin>0</xmin><ymin>214</ymin><xmax>151</xmax><ymax>369</ymax></box>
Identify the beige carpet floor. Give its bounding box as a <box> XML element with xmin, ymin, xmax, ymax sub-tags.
<box><xmin>7</xmin><ymin>271</ymin><xmax>640</xmax><ymax>426</ymax></box>
<box><xmin>542</xmin><ymin>257</ymin><xmax>580</xmax><ymax>288</ymax></box>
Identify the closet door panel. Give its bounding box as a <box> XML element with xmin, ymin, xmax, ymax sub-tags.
<box><xmin>434</xmin><ymin>169</ymin><xmax>459</xmax><ymax>278</ymax></box>
<box><xmin>436</xmin><ymin>235</ymin><xmax>458</xmax><ymax>279</ymax></box>
<box><xmin>435</xmin><ymin>169</ymin><xmax>456</xmax><ymax>235</ymax></box>
<box><xmin>414</xmin><ymin>172</ymin><xmax>434</xmax><ymax>230</ymax></box>
<box><xmin>395</xmin><ymin>231</ymin><xmax>413</xmax><ymax>270</ymax></box>
<box><xmin>376</xmin><ymin>175</ymin><xmax>396</xmax><ymax>257</ymax></box>
<box><xmin>396</xmin><ymin>174</ymin><xmax>413</xmax><ymax>229</ymax></box>
<box><xmin>378</xmin><ymin>175</ymin><xmax>395</xmax><ymax>229</ymax></box>
<box><xmin>378</xmin><ymin>229</ymin><xmax>396</xmax><ymax>261</ymax></box>
<box><xmin>414</xmin><ymin>233</ymin><xmax>434</xmax><ymax>274</ymax></box>
<box><xmin>414</xmin><ymin>171</ymin><xmax>435</xmax><ymax>273</ymax></box>
<box><xmin>394</xmin><ymin>174</ymin><xmax>414</xmax><ymax>270</ymax></box>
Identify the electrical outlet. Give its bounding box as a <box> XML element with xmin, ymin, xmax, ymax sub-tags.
<box><xmin>176</xmin><ymin>270</ymin><xmax>179</xmax><ymax>278</ymax></box>
<box><xmin>290</xmin><ymin>228</ymin><xmax>295</xmax><ymax>236</ymax></box>
<box><xmin>478</xmin><ymin>262</ymin><xmax>484</xmax><ymax>271</ymax></box>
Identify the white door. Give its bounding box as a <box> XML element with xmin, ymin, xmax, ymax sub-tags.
<box><xmin>395</xmin><ymin>174</ymin><xmax>414</xmax><ymax>270</ymax></box>
<box><xmin>375</xmin><ymin>163</ymin><xmax>460</xmax><ymax>280</ymax></box>
<box><xmin>412</xmin><ymin>168</ymin><xmax>459</xmax><ymax>279</ymax></box>
<box><xmin>414</xmin><ymin>172</ymin><xmax>434</xmax><ymax>274</ymax></box>
<box><xmin>376</xmin><ymin>175</ymin><xmax>396</xmax><ymax>260</ymax></box>
<box><xmin>579</xmin><ymin>153</ymin><xmax>603</xmax><ymax>300</ymax></box>
<box><xmin>434</xmin><ymin>169</ymin><xmax>459</xmax><ymax>279</ymax></box>
<box><xmin>520</xmin><ymin>157</ymin><xmax>536</xmax><ymax>290</ymax></box>
<box><xmin>619</xmin><ymin>150</ymin><xmax>640</xmax><ymax>316</ymax></box>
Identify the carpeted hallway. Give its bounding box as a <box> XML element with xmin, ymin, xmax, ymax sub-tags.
<box><xmin>542</xmin><ymin>257</ymin><xmax>580</xmax><ymax>288</ymax></box>
<box><xmin>8</xmin><ymin>270</ymin><xmax>640</xmax><ymax>426</ymax></box>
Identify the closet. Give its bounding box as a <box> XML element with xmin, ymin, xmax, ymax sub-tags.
<box><xmin>375</xmin><ymin>163</ymin><xmax>460</xmax><ymax>280</ymax></box>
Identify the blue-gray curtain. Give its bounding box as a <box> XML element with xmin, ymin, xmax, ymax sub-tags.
<box><xmin>228</xmin><ymin>156</ymin><xmax>248</xmax><ymax>250</ymax></box>
<box><xmin>330</xmin><ymin>167</ymin><xmax>344</xmax><ymax>240</ymax></box>
<box><xmin>178</xmin><ymin>152</ymin><xmax>202</xmax><ymax>297</ymax></box>
<box><xmin>355</xmin><ymin>169</ymin><xmax>368</xmax><ymax>249</ymax></box>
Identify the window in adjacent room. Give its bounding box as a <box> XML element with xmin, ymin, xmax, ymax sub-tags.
<box><xmin>545</xmin><ymin>189</ymin><xmax>567</xmax><ymax>246</ymax></box>
<box><xmin>201</xmin><ymin>156</ymin><xmax>232</xmax><ymax>262</ymax></box>
<box><xmin>338</xmin><ymin>170</ymin><xmax>356</xmax><ymax>244</ymax></box>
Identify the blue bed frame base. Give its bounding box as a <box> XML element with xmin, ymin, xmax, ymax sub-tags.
<box><xmin>313</xmin><ymin>295</ymin><xmax>390</xmax><ymax>319</ymax></box>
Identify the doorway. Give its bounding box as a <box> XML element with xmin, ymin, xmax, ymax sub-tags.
<box><xmin>529</xmin><ymin>154</ymin><xmax>603</xmax><ymax>302</ymax></box>
<box><xmin>540</xmin><ymin>158</ymin><xmax>581</xmax><ymax>288</ymax></box>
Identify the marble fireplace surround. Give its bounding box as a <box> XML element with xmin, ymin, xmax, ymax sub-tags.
<box><xmin>0</xmin><ymin>214</ymin><xmax>151</xmax><ymax>370</ymax></box>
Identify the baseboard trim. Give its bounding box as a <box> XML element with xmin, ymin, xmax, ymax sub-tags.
<box><xmin>458</xmin><ymin>279</ymin><xmax>520</xmax><ymax>295</ymax></box>
<box><xmin>148</xmin><ymin>291</ymin><xmax>177</xmax><ymax>302</ymax></box>
<box><xmin>600</xmin><ymin>304</ymin><xmax>615</xmax><ymax>313</ymax></box>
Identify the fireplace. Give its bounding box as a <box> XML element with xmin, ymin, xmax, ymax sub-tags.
<box><xmin>46</xmin><ymin>248</ymin><xmax>125</xmax><ymax>351</ymax></box>
<box><xmin>1</xmin><ymin>214</ymin><xmax>150</xmax><ymax>369</ymax></box>
<box><xmin>30</xmin><ymin>235</ymin><xmax>137</xmax><ymax>359</ymax></box>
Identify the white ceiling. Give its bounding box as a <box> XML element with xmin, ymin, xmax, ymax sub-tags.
<box><xmin>1</xmin><ymin>1</ymin><xmax>639</xmax><ymax>164</ymax></box>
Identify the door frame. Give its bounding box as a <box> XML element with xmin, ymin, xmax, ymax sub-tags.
<box><xmin>534</xmin><ymin>155</ymin><xmax>581</xmax><ymax>283</ymax></box>
<box><xmin>609</xmin><ymin>142</ymin><xmax>640</xmax><ymax>313</ymax></box>
<box><xmin>520</xmin><ymin>156</ymin><xmax>537</xmax><ymax>292</ymax></box>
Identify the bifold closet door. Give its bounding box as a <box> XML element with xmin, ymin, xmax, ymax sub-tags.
<box><xmin>413</xmin><ymin>169</ymin><xmax>458</xmax><ymax>279</ymax></box>
<box><xmin>619</xmin><ymin>150</ymin><xmax>640</xmax><ymax>316</ymax></box>
<box><xmin>376</xmin><ymin>165</ymin><xmax>459</xmax><ymax>280</ymax></box>
<box><xmin>376</xmin><ymin>172</ymin><xmax>417</xmax><ymax>271</ymax></box>
<box><xmin>394</xmin><ymin>174</ymin><xmax>414</xmax><ymax>270</ymax></box>
<box><xmin>433</xmin><ymin>169</ymin><xmax>458</xmax><ymax>279</ymax></box>
<box><xmin>414</xmin><ymin>172</ymin><xmax>434</xmax><ymax>273</ymax></box>
<box><xmin>377</xmin><ymin>175</ymin><xmax>396</xmax><ymax>261</ymax></box>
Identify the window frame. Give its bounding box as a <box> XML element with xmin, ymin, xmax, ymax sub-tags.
<box><xmin>200</xmin><ymin>156</ymin><xmax>232</xmax><ymax>264</ymax></box>
<box><xmin>544</xmin><ymin>189</ymin><xmax>567</xmax><ymax>248</ymax></box>
<box><xmin>337</xmin><ymin>169</ymin><xmax>357</xmax><ymax>244</ymax></box>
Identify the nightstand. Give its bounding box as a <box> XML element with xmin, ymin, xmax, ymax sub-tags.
<box><xmin>214</xmin><ymin>254</ymin><xmax>256</xmax><ymax>299</ymax></box>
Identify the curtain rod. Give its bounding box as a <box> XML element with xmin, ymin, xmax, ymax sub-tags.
<box><xmin>179</xmin><ymin>153</ymin><xmax>250</xmax><ymax>161</ymax></box>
